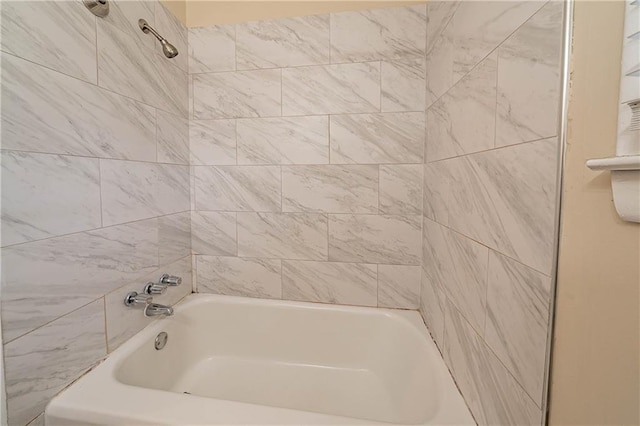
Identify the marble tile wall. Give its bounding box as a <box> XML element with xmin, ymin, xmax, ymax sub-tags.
<box><xmin>189</xmin><ymin>5</ymin><xmax>426</xmax><ymax>312</ymax></box>
<box><xmin>0</xmin><ymin>1</ymin><xmax>190</xmax><ymax>424</ymax></box>
<box><xmin>421</xmin><ymin>1</ymin><xmax>564</xmax><ymax>425</ymax></box>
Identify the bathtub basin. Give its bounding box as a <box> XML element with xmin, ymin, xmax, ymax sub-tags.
<box><xmin>46</xmin><ymin>294</ymin><xmax>474</xmax><ymax>425</ymax></box>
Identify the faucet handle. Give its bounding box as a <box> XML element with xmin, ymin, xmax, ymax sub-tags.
<box><xmin>159</xmin><ymin>274</ymin><xmax>181</xmax><ymax>286</ymax></box>
<box><xmin>143</xmin><ymin>282</ymin><xmax>167</xmax><ymax>295</ymax></box>
<box><xmin>124</xmin><ymin>291</ymin><xmax>152</xmax><ymax>307</ymax></box>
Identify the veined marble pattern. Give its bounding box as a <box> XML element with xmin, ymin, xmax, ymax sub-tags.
<box><xmin>282</xmin><ymin>165</ymin><xmax>378</xmax><ymax>214</ymax></box>
<box><xmin>379</xmin><ymin>165</ymin><xmax>422</xmax><ymax>215</ymax></box>
<box><xmin>1</xmin><ymin>0</ymin><xmax>97</xmax><ymax>83</ymax></box>
<box><xmin>378</xmin><ymin>265</ymin><xmax>420</xmax><ymax>309</ymax></box>
<box><xmin>426</xmin><ymin>1</ymin><xmax>460</xmax><ymax>54</ymax></box>
<box><xmin>155</xmin><ymin>1</ymin><xmax>188</xmax><ymax>73</ymax></box>
<box><xmin>282</xmin><ymin>260</ymin><xmax>377</xmax><ymax>306</ymax></box>
<box><xmin>427</xmin><ymin>53</ymin><xmax>497</xmax><ymax>161</ymax></box>
<box><xmin>190</xmin><ymin>119</ymin><xmax>237</xmax><ymax>165</ymax></box>
<box><xmin>425</xmin><ymin>1</ymin><xmax>543</xmax><ymax>106</ymax></box>
<box><xmin>105</xmin><ymin>256</ymin><xmax>191</xmax><ymax>352</ymax></box>
<box><xmin>191</xmin><ymin>211</ymin><xmax>237</xmax><ymax>256</ymax></box>
<box><xmin>193</xmin><ymin>69</ymin><xmax>281</xmax><ymax>119</ymax></box>
<box><xmin>447</xmin><ymin>1</ymin><xmax>545</xmax><ymax>84</ymax></box>
<box><xmin>330</xmin><ymin>112</ymin><xmax>424</xmax><ymax>164</ymax></box>
<box><xmin>158</xmin><ymin>212</ymin><xmax>191</xmax><ymax>265</ymax></box>
<box><xmin>188</xmin><ymin>25</ymin><xmax>236</xmax><ymax>73</ymax></box>
<box><xmin>496</xmin><ymin>1</ymin><xmax>563</xmax><ymax>147</ymax></box>
<box><xmin>381</xmin><ymin>58</ymin><xmax>426</xmax><ymax>113</ymax></box>
<box><xmin>97</xmin><ymin>20</ymin><xmax>188</xmax><ymax>117</ymax></box>
<box><xmin>157</xmin><ymin>110</ymin><xmax>189</xmax><ymax>164</ymax></box>
<box><xmin>100</xmin><ymin>160</ymin><xmax>190</xmax><ymax>226</ymax></box>
<box><xmin>1</xmin><ymin>151</ymin><xmax>101</xmax><ymax>247</ymax></box>
<box><xmin>423</xmin><ymin>162</ymin><xmax>451</xmax><ymax>226</ymax></box>
<box><xmin>237</xmin><ymin>212</ymin><xmax>328</xmax><ymax>260</ymax></box>
<box><xmin>197</xmin><ymin>256</ymin><xmax>282</xmax><ymax>299</ymax></box>
<box><xmin>4</xmin><ymin>300</ymin><xmax>106</xmax><ymax>426</ymax></box>
<box><xmin>194</xmin><ymin>166</ymin><xmax>281</xmax><ymax>212</ymax></box>
<box><xmin>236</xmin><ymin>15</ymin><xmax>330</xmax><ymax>69</ymax></box>
<box><xmin>420</xmin><ymin>266</ymin><xmax>446</xmax><ymax>349</ymax></box>
<box><xmin>444</xmin><ymin>302</ymin><xmax>542</xmax><ymax>426</ymax></box>
<box><xmin>237</xmin><ymin>116</ymin><xmax>329</xmax><ymax>165</ymax></box>
<box><xmin>282</xmin><ymin>62</ymin><xmax>380</xmax><ymax>115</ymax></box>
<box><xmin>446</xmin><ymin>138</ymin><xmax>558</xmax><ymax>274</ymax></box>
<box><xmin>328</xmin><ymin>214</ymin><xmax>421</xmax><ymax>265</ymax></box>
<box><xmin>1</xmin><ymin>219</ymin><xmax>158</xmax><ymax>342</ymax></box>
<box><xmin>485</xmin><ymin>251</ymin><xmax>552</xmax><ymax>404</ymax></box>
<box><xmin>102</xmin><ymin>0</ymin><xmax>156</xmax><ymax>52</ymax></box>
<box><xmin>330</xmin><ymin>5</ymin><xmax>426</xmax><ymax>62</ymax></box>
<box><xmin>1</xmin><ymin>53</ymin><xmax>157</xmax><ymax>161</ymax></box>
<box><xmin>422</xmin><ymin>218</ymin><xmax>488</xmax><ymax>333</ymax></box>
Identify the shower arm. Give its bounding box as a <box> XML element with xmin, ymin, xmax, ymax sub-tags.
<box><xmin>138</xmin><ymin>19</ymin><xmax>165</xmax><ymax>43</ymax></box>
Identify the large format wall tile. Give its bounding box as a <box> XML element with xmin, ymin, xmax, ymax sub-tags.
<box><xmin>105</xmin><ymin>256</ymin><xmax>192</xmax><ymax>351</ymax></box>
<box><xmin>379</xmin><ymin>165</ymin><xmax>422</xmax><ymax>215</ymax></box>
<box><xmin>190</xmin><ymin>119</ymin><xmax>237</xmax><ymax>165</ymax></box>
<box><xmin>101</xmin><ymin>0</ymin><xmax>156</xmax><ymax>52</ymax></box>
<box><xmin>237</xmin><ymin>116</ymin><xmax>329</xmax><ymax>165</ymax></box>
<box><xmin>422</xmin><ymin>218</ymin><xmax>488</xmax><ymax>333</ymax></box>
<box><xmin>282</xmin><ymin>165</ymin><xmax>378</xmax><ymax>214</ymax></box>
<box><xmin>194</xmin><ymin>166</ymin><xmax>281</xmax><ymax>211</ymax></box>
<box><xmin>330</xmin><ymin>5</ymin><xmax>426</xmax><ymax>62</ymax></box>
<box><xmin>157</xmin><ymin>110</ymin><xmax>189</xmax><ymax>164</ymax></box>
<box><xmin>282</xmin><ymin>62</ymin><xmax>380</xmax><ymax>115</ymax></box>
<box><xmin>1</xmin><ymin>220</ymin><xmax>158</xmax><ymax>342</ymax></box>
<box><xmin>158</xmin><ymin>212</ymin><xmax>191</xmax><ymax>264</ymax></box>
<box><xmin>193</xmin><ymin>69</ymin><xmax>281</xmax><ymax>119</ymax></box>
<box><xmin>446</xmin><ymin>138</ymin><xmax>558</xmax><ymax>274</ymax></box>
<box><xmin>237</xmin><ymin>15</ymin><xmax>330</xmax><ymax>69</ymax></box>
<box><xmin>155</xmin><ymin>1</ymin><xmax>188</xmax><ymax>73</ymax></box>
<box><xmin>237</xmin><ymin>212</ymin><xmax>328</xmax><ymax>260</ymax></box>
<box><xmin>426</xmin><ymin>53</ymin><xmax>497</xmax><ymax>161</ymax></box>
<box><xmin>444</xmin><ymin>302</ymin><xmax>542</xmax><ymax>425</ymax></box>
<box><xmin>197</xmin><ymin>256</ymin><xmax>282</xmax><ymax>298</ymax></box>
<box><xmin>425</xmin><ymin>1</ymin><xmax>543</xmax><ymax>106</ymax></box>
<box><xmin>97</xmin><ymin>20</ymin><xmax>188</xmax><ymax>117</ymax></box>
<box><xmin>423</xmin><ymin>162</ymin><xmax>451</xmax><ymax>226</ymax></box>
<box><xmin>101</xmin><ymin>160</ymin><xmax>190</xmax><ymax>226</ymax></box>
<box><xmin>4</xmin><ymin>300</ymin><xmax>106</xmax><ymax>426</ymax></box>
<box><xmin>1</xmin><ymin>151</ymin><xmax>101</xmax><ymax>247</ymax></box>
<box><xmin>329</xmin><ymin>214</ymin><xmax>421</xmax><ymax>265</ymax></box>
<box><xmin>330</xmin><ymin>112</ymin><xmax>424</xmax><ymax>164</ymax></box>
<box><xmin>191</xmin><ymin>211</ymin><xmax>237</xmax><ymax>256</ymax></box>
<box><xmin>282</xmin><ymin>260</ymin><xmax>377</xmax><ymax>306</ymax></box>
<box><xmin>426</xmin><ymin>2</ymin><xmax>460</xmax><ymax>55</ymax></box>
<box><xmin>1</xmin><ymin>53</ymin><xmax>157</xmax><ymax>161</ymax></box>
<box><xmin>420</xmin><ymin>266</ymin><xmax>446</xmax><ymax>348</ymax></box>
<box><xmin>381</xmin><ymin>58</ymin><xmax>426</xmax><ymax>112</ymax></box>
<box><xmin>485</xmin><ymin>251</ymin><xmax>552</xmax><ymax>404</ymax></box>
<box><xmin>496</xmin><ymin>1</ymin><xmax>563</xmax><ymax>147</ymax></box>
<box><xmin>188</xmin><ymin>25</ymin><xmax>236</xmax><ymax>73</ymax></box>
<box><xmin>378</xmin><ymin>265</ymin><xmax>420</xmax><ymax>309</ymax></box>
<box><xmin>1</xmin><ymin>1</ymin><xmax>97</xmax><ymax>83</ymax></box>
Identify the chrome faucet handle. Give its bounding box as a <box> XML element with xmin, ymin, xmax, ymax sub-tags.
<box><xmin>159</xmin><ymin>274</ymin><xmax>181</xmax><ymax>286</ymax></box>
<box><xmin>124</xmin><ymin>291</ymin><xmax>152</xmax><ymax>307</ymax></box>
<box><xmin>143</xmin><ymin>282</ymin><xmax>167</xmax><ymax>295</ymax></box>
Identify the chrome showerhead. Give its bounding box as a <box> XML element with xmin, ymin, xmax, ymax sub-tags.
<box><xmin>161</xmin><ymin>39</ymin><xmax>179</xmax><ymax>58</ymax></box>
<box><xmin>138</xmin><ymin>19</ymin><xmax>179</xmax><ymax>59</ymax></box>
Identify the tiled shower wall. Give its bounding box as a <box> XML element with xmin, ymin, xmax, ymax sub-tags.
<box><xmin>188</xmin><ymin>6</ymin><xmax>427</xmax><ymax>308</ymax></box>
<box><xmin>1</xmin><ymin>1</ymin><xmax>190</xmax><ymax>424</ymax></box>
<box><xmin>420</xmin><ymin>1</ymin><xmax>563</xmax><ymax>425</ymax></box>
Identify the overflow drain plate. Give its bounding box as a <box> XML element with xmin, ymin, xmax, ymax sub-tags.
<box><xmin>155</xmin><ymin>332</ymin><xmax>168</xmax><ymax>350</ymax></box>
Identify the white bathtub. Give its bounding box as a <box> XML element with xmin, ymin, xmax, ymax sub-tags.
<box><xmin>46</xmin><ymin>294</ymin><xmax>474</xmax><ymax>425</ymax></box>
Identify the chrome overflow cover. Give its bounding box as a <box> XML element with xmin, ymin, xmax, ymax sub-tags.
<box><xmin>154</xmin><ymin>332</ymin><xmax>168</xmax><ymax>350</ymax></box>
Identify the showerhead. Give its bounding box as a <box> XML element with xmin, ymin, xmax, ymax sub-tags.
<box><xmin>138</xmin><ymin>19</ymin><xmax>179</xmax><ymax>59</ymax></box>
<box><xmin>161</xmin><ymin>39</ymin><xmax>179</xmax><ymax>58</ymax></box>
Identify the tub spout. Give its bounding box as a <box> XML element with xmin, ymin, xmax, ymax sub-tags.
<box><xmin>144</xmin><ymin>302</ymin><xmax>174</xmax><ymax>317</ymax></box>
